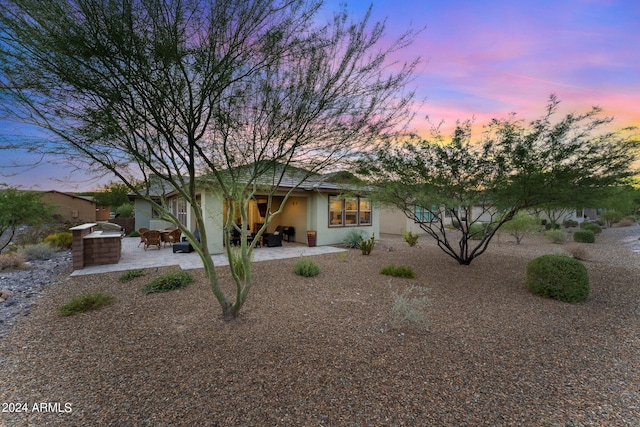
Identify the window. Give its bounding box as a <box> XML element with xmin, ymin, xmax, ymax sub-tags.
<box><xmin>329</xmin><ymin>196</ymin><xmax>372</xmax><ymax>227</ymax></box>
<box><xmin>415</xmin><ymin>205</ymin><xmax>437</xmax><ymax>222</ymax></box>
<box><xmin>170</xmin><ymin>198</ymin><xmax>188</xmax><ymax>226</ymax></box>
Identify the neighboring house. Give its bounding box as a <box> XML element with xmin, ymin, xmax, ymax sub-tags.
<box><xmin>131</xmin><ymin>167</ymin><xmax>379</xmax><ymax>254</ymax></box>
<box><xmin>41</xmin><ymin>190</ymin><xmax>110</xmax><ymax>223</ymax></box>
<box><xmin>380</xmin><ymin>204</ymin><xmax>585</xmax><ymax>236</ymax></box>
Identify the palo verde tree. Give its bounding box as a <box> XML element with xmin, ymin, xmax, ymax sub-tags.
<box><xmin>361</xmin><ymin>96</ymin><xmax>638</xmax><ymax>265</ymax></box>
<box><xmin>0</xmin><ymin>186</ymin><xmax>53</xmax><ymax>251</ymax></box>
<box><xmin>0</xmin><ymin>0</ymin><xmax>418</xmax><ymax>319</ymax></box>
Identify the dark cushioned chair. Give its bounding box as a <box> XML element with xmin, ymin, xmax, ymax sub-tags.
<box><xmin>266</xmin><ymin>231</ymin><xmax>283</xmax><ymax>247</ymax></box>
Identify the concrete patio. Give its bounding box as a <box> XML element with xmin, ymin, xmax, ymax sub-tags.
<box><xmin>71</xmin><ymin>237</ymin><xmax>346</xmax><ymax>276</ymax></box>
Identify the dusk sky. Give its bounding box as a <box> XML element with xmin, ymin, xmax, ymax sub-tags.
<box><xmin>1</xmin><ymin>0</ymin><xmax>639</xmax><ymax>192</ymax></box>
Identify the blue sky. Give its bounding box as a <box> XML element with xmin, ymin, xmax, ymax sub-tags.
<box><xmin>2</xmin><ymin>0</ymin><xmax>639</xmax><ymax>191</ymax></box>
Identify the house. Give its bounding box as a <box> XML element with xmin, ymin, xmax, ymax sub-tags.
<box><xmin>41</xmin><ymin>190</ymin><xmax>110</xmax><ymax>223</ymax></box>
<box><xmin>380</xmin><ymin>204</ymin><xmax>585</xmax><ymax>235</ymax></box>
<box><xmin>131</xmin><ymin>167</ymin><xmax>379</xmax><ymax>254</ymax></box>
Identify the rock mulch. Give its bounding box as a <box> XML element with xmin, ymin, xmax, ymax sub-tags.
<box><xmin>0</xmin><ymin>250</ymin><xmax>72</xmax><ymax>338</ymax></box>
<box><xmin>0</xmin><ymin>227</ymin><xmax>639</xmax><ymax>426</ymax></box>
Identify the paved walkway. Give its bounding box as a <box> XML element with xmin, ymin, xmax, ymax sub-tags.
<box><xmin>71</xmin><ymin>237</ymin><xmax>346</xmax><ymax>276</ymax></box>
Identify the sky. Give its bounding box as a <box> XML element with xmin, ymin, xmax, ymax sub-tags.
<box><xmin>1</xmin><ymin>0</ymin><xmax>639</xmax><ymax>192</ymax></box>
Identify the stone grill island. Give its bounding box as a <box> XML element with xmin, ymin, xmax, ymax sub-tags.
<box><xmin>70</xmin><ymin>223</ymin><xmax>122</xmax><ymax>271</ymax></box>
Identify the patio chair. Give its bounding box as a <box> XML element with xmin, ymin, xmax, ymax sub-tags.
<box><xmin>143</xmin><ymin>230</ymin><xmax>162</xmax><ymax>251</ymax></box>
<box><xmin>137</xmin><ymin>228</ymin><xmax>149</xmax><ymax>247</ymax></box>
<box><xmin>265</xmin><ymin>231</ymin><xmax>283</xmax><ymax>247</ymax></box>
<box><xmin>163</xmin><ymin>228</ymin><xmax>182</xmax><ymax>247</ymax></box>
<box><xmin>230</xmin><ymin>228</ymin><xmax>241</xmax><ymax>246</ymax></box>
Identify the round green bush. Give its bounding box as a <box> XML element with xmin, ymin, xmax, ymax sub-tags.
<box><xmin>544</xmin><ymin>229</ymin><xmax>566</xmax><ymax>244</ymax></box>
<box><xmin>526</xmin><ymin>254</ymin><xmax>590</xmax><ymax>302</ymax></box>
<box><xmin>545</xmin><ymin>222</ymin><xmax>561</xmax><ymax>230</ymax></box>
<box><xmin>582</xmin><ymin>222</ymin><xmax>602</xmax><ymax>235</ymax></box>
<box><xmin>573</xmin><ymin>230</ymin><xmax>595</xmax><ymax>243</ymax></box>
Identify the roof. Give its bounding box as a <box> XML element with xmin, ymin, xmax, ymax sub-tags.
<box><xmin>128</xmin><ymin>162</ymin><xmax>369</xmax><ymax>199</ymax></box>
<box><xmin>43</xmin><ymin>190</ymin><xmax>95</xmax><ymax>204</ymax></box>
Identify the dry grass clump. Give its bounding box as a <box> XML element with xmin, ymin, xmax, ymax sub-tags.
<box><xmin>564</xmin><ymin>243</ymin><xmax>589</xmax><ymax>261</ymax></box>
<box><xmin>0</xmin><ymin>252</ymin><xmax>24</xmax><ymax>270</ymax></box>
<box><xmin>615</xmin><ymin>218</ymin><xmax>637</xmax><ymax>227</ymax></box>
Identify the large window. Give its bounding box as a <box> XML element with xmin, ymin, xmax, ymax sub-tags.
<box><xmin>329</xmin><ymin>196</ymin><xmax>372</xmax><ymax>227</ymax></box>
<box><xmin>415</xmin><ymin>205</ymin><xmax>437</xmax><ymax>222</ymax></box>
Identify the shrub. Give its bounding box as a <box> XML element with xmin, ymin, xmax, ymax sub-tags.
<box><xmin>544</xmin><ymin>229</ymin><xmax>566</xmax><ymax>244</ymax></box>
<box><xmin>0</xmin><ymin>252</ymin><xmax>24</xmax><ymax>270</ymax></box>
<box><xmin>526</xmin><ymin>254</ymin><xmax>590</xmax><ymax>302</ymax></box>
<box><xmin>294</xmin><ymin>256</ymin><xmax>320</xmax><ymax>277</ymax></box>
<box><xmin>401</xmin><ymin>230</ymin><xmax>419</xmax><ymax>247</ymax></box>
<box><xmin>342</xmin><ymin>229</ymin><xmax>365</xmax><ymax>248</ymax></box>
<box><xmin>115</xmin><ymin>203</ymin><xmax>135</xmax><ymax>218</ymax></box>
<box><xmin>143</xmin><ymin>271</ymin><xmax>194</xmax><ymax>294</ymax></box>
<box><xmin>119</xmin><ymin>269</ymin><xmax>145</xmax><ymax>282</ymax></box>
<box><xmin>599</xmin><ymin>209</ymin><xmax>624</xmax><ymax>228</ymax></box>
<box><xmin>381</xmin><ymin>265</ymin><xmax>416</xmax><ymax>278</ymax></box>
<box><xmin>129</xmin><ymin>231</ymin><xmax>140</xmax><ymax>237</ymax></box>
<box><xmin>562</xmin><ymin>219</ymin><xmax>579</xmax><ymax>228</ymax></box>
<box><xmin>468</xmin><ymin>223</ymin><xmax>484</xmax><ymax>240</ymax></box>
<box><xmin>360</xmin><ymin>233</ymin><xmax>375</xmax><ymax>255</ymax></box>
<box><xmin>545</xmin><ymin>222</ymin><xmax>561</xmax><ymax>230</ymax></box>
<box><xmin>389</xmin><ymin>284</ymin><xmax>430</xmax><ymax>332</ymax></box>
<box><xmin>43</xmin><ymin>231</ymin><xmax>73</xmax><ymax>249</ymax></box>
<box><xmin>468</xmin><ymin>222</ymin><xmax>495</xmax><ymax>240</ymax></box>
<box><xmin>615</xmin><ymin>218</ymin><xmax>636</xmax><ymax>227</ymax></box>
<box><xmin>565</xmin><ymin>244</ymin><xmax>589</xmax><ymax>261</ymax></box>
<box><xmin>20</xmin><ymin>243</ymin><xmax>56</xmax><ymax>260</ymax></box>
<box><xmin>573</xmin><ymin>230</ymin><xmax>595</xmax><ymax>243</ymax></box>
<box><xmin>502</xmin><ymin>211</ymin><xmax>540</xmax><ymax>244</ymax></box>
<box><xmin>57</xmin><ymin>291</ymin><xmax>114</xmax><ymax>316</ymax></box>
<box><xmin>582</xmin><ymin>222</ymin><xmax>602</xmax><ymax>235</ymax></box>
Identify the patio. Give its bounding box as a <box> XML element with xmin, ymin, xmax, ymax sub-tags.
<box><xmin>70</xmin><ymin>237</ymin><xmax>346</xmax><ymax>276</ymax></box>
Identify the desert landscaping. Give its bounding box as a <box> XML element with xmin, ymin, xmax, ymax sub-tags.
<box><xmin>1</xmin><ymin>226</ymin><xmax>639</xmax><ymax>426</ymax></box>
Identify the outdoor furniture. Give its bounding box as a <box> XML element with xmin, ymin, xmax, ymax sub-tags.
<box><xmin>283</xmin><ymin>226</ymin><xmax>295</xmax><ymax>242</ymax></box>
<box><xmin>162</xmin><ymin>228</ymin><xmax>182</xmax><ymax>247</ymax></box>
<box><xmin>143</xmin><ymin>230</ymin><xmax>162</xmax><ymax>251</ymax></box>
<box><xmin>263</xmin><ymin>231</ymin><xmax>283</xmax><ymax>247</ymax></box>
<box><xmin>173</xmin><ymin>229</ymin><xmax>200</xmax><ymax>254</ymax></box>
<box><xmin>137</xmin><ymin>228</ymin><xmax>149</xmax><ymax>247</ymax></box>
<box><xmin>229</xmin><ymin>229</ymin><xmax>241</xmax><ymax>246</ymax></box>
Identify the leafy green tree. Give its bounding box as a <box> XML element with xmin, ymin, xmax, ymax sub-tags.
<box><xmin>0</xmin><ymin>187</ymin><xmax>53</xmax><ymax>251</ymax></box>
<box><xmin>361</xmin><ymin>96</ymin><xmax>638</xmax><ymax>265</ymax></box>
<box><xmin>598</xmin><ymin>209</ymin><xmax>624</xmax><ymax>228</ymax></box>
<box><xmin>0</xmin><ymin>0</ymin><xmax>418</xmax><ymax>319</ymax></box>
<box><xmin>501</xmin><ymin>211</ymin><xmax>540</xmax><ymax>244</ymax></box>
<box><xmin>90</xmin><ymin>182</ymin><xmax>133</xmax><ymax>210</ymax></box>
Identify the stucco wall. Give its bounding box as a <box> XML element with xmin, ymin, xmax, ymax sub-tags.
<box><xmin>42</xmin><ymin>192</ymin><xmax>97</xmax><ymax>223</ymax></box>
<box><xmin>201</xmin><ymin>190</ymin><xmax>224</xmax><ymax>254</ymax></box>
<box><xmin>268</xmin><ymin>195</ymin><xmax>308</xmax><ymax>244</ymax></box>
<box><xmin>309</xmin><ymin>192</ymin><xmax>379</xmax><ymax>246</ymax></box>
<box><xmin>134</xmin><ymin>199</ymin><xmax>152</xmax><ymax>231</ymax></box>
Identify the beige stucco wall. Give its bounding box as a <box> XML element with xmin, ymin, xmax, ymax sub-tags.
<box><xmin>42</xmin><ymin>192</ymin><xmax>97</xmax><ymax>223</ymax></box>
<box><xmin>269</xmin><ymin>195</ymin><xmax>308</xmax><ymax>244</ymax></box>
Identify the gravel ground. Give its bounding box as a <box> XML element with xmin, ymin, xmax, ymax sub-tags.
<box><xmin>1</xmin><ymin>226</ymin><xmax>639</xmax><ymax>426</ymax></box>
